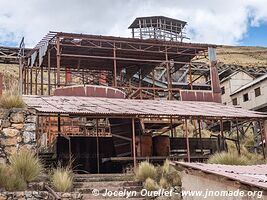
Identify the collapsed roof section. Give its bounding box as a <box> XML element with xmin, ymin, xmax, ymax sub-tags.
<box><xmin>21</xmin><ymin>27</ymin><xmax>219</xmax><ymax>101</ymax></box>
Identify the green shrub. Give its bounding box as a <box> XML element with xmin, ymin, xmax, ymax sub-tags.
<box><xmin>135</xmin><ymin>161</ymin><xmax>157</xmax><ymax>182</ymax></box>
<box><xmin>10</xmin><ymin>150</ymin><xmax>43</xmax><ymax>182</ymax></box>
<box><xmin>51</xmin><ymin>167</ymin><xmax>73</xmax><ymax>192</ymax></box>
<box><xmin>144</xmin><ymin>178</ymin><xmax>159</xmax><ymax>191</ymax></box>
<box><xmin>0</xmin><ymin>93</ymin><xmax>25</xmax><ymax>109</ymax></box>
<box><xmin>0</xmin><ymin>164</ymin><xmax>26</xmax><ymax>191</ymax></box>
<box><xmin>207</xmin><ymin>151</ymin><xmax>250</xmax><ymax>165</ymax></box>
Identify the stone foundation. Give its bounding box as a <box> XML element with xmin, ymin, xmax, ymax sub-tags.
<box><xmin>0</xmin><ymin>191</ymin><xmax>82</xmax><ymax>200</ymax></box>
<box><xmin>0</xmin><ymin>108</ymin><xmax>37</xmax><ymax>163</ymax></box>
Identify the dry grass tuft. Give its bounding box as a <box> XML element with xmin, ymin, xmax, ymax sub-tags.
<box><xmin>0</xmin><ymin>93</ymin><xmax>25</xmax><ymax>109</ymax></box>
<box><xmin>135</xmin><ymin>161</ymin><xmax>157</xmax><ymax>182</ymax></box>
<box><xmin>207</xmin><ymin>151</ymin><xmax>250</xmax><ymax>165</ymax></box>
<box><xmin>144</xmin><ymin>178</ymin><xmax>159</xmax><ymax>191</ymax></box>
<box><xmin>0</xmin><ymin>164</ymin><xmax>27</xmax><ymax>191</ymax></box>
<box><xmin>10</xmin><ymin>150</ymin><xmax>43</xmax><ymax>182</ymax></box>
<box><xmin>50</xmin><ymin>167</ymin><xmax>73</xmax><ymax>192</ymax></box>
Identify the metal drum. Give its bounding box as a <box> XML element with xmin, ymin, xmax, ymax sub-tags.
<box><xmin>135</xmin><ymin>135</ymin><xmax>153</xmax><ymax>157</ymax></box>
<box><xmin>153</xmin><ymin>136</ymin><xmax>170</xmax><ymax>156</ymax></box>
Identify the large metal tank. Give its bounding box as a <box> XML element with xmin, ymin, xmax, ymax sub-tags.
<box><xmin>153</xmin><ymin>135</ymin><xmax>170</xmax><ymax>156</ymax></box>
<box><xmin>135</xmin><ymin>135</ymin><xmax>153</xmax><ymax>157</ymax></box>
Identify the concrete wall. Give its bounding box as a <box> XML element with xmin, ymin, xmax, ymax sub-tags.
<box><xmin>221</xmin><ymin>72</ymin><xmax>253</xmax><ymax>105</ymax></box>
<box><xmin>231</xmin><ymin>79</ymin><xmax>267</xmax><ymax>111</ymax></box>
<box><xmin>181</xmin><ymin>171</ymin><xmax>267</xmax><ymax>200</ymax></box>
<box><xmin>0</xmin><ymin>108</ymin><xmax>37</xmax><ymax>163</ymax></box>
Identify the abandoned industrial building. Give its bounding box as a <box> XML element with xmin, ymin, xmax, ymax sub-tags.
<box><xmin>0</xmin><ymin>16</ymin><xmax>267</xmax><ymax>176</ymax></box>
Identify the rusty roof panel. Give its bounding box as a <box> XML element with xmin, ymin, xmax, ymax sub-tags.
<box><xmin>22</xmin><ymin>95</ymin><xmax>267</xmax><ymax>119</ymax></box>
<box><xmin>175</xmin><ymin>162</ymin><xmax>267</xmax><ymax>190</ymax></box>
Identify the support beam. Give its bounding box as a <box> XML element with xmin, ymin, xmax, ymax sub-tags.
<box><xmin>35</xmin><ymin>66</ymin><xmax>38</xmax><ymax>95</ymax></box>
<box><xmin>263</xmin><ymin>120</ymin><xmax>267</xmax><ymax>154</ymax></box>
<box><xmin>96</xmin><ymin>119</ymin><xmax>100</xmax><ymax>173</ymax></box>
<box><xmin>113</xmin><ymin>47</ymin><xmax>117</xmax><ymax>87</ymax></box>
<box><xmin>132</xmin><ymin>118</ymin><xmax>137</xmax><ymax>168</ymax></box>
<box><xmin>220</xmin><ymin>119</ymin><xmax>225</xmax><ymax>151</ymax></box>
<box><xmin>198</xmin><ymin>119</ymin><xmax>203</xmax><ymax>154</ymax></box>
<box><xmin>236</xmin><ymin>120</ymin><xmax>241</xmax><ymax>155</ymax></box>
<box><xmin>259</xmin><ymin>121</ymin><xmax>266</xmax><ymax>159</ymax></box>
<box><xmin>185</xmin><ymin>118</ymin><xmax>190</xmax><ymax>162</ymax></box>
<box><xmin>56</xmin><ymin>37</ymin><xmax>61</xmax><ymax>87</ymax></box>
<box><xmin>41</xmin><ymin>66</ymin><xmax>44</xmax><ymax>95</ymax></box>
<box><xmin>48</xmin><ymin>49</ymin><xmax>51</xmax><ymax>95</ymax></box>
<box><xmin>30</xmin><ymin>67</ymin><xmax>33</xmax><ymax>95</ymax></box>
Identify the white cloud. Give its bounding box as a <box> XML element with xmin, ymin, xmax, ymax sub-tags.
<box><xmin>0</xmin><ymin>0</ymin><xmax>266</xmax><ymax>47</ymax></box>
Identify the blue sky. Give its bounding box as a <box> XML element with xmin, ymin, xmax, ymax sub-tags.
<box><xmin>239</xmin><ymin>23</ymin><xmax>267</xmax><ymax>47</ymax></box>
<box><xmin>0</xmin><ymin>0</ymin><xmax>267</xmax><ymax>48</ymax></box>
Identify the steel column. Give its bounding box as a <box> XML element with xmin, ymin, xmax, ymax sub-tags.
<box><xmin>185</xmin><ymin>118</ymin><xmax>191</xmax><ymax>162</ymax></box>
<box><xmin>48</xmin><ymin>49</ymin><xmax>51</xmax><ymax>95</ymax></box>
<box><xmin>132</xmin><ymin>118</ymin><xmax>137</xmax><ymax>168</ymax></box>
<box><xmin>56</xmin><ymin>37</ymin><xmax>61</xmax><ymax>87</ymax></box>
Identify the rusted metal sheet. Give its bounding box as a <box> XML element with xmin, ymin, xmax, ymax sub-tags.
<box><xmin>23</xmin><ymin>95</ymin><xmax>267</xmax><ymax>119</ymax></box>
<box><xmin>54</xmin><ymin>85</ymin><xmax>126</xmax><ymax>99</ymax></box>
<box><xmin>153</xmin><ymin>136</ymin><xmax>170</xmax><ymax>156</ymax></box>
<box><xmin>180</xmin><ymin>90</ymin><xmax>221</xmax><ymax>103</ymax></box>
<box><xmin>175</xmin><ymin>162</ymin><xmax>267</xmax><ymax>190</ymax></box>
<box><xmin>136</xmin><ymin>135</ymin><xmax>153</xmax><ymax>157</ymax></box>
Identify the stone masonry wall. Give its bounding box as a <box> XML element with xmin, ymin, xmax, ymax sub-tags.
<box><xmin>0</xmin><ymin>108</ymin><xmax>37</xmax><ymax>163</ymax></box>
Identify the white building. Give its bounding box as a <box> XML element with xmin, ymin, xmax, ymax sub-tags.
<box><xmin>220</xmin><ymin>71</ymin><xmax>253</xmax><ymax>105</ymax></box>
<box><xmin>230</xmin><ymin>73</ymin><xmax>267</xmax><ymax>112</ymax></box>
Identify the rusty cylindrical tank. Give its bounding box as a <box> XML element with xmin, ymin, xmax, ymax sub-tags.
<box><xmin>135</xmin><ymin>135</ymin><xmax>153</xmax><ymax>157</ymax></box>
<box><xmin>153</xmin><ymin>135</ymin><xmax>170</xmax><ymax>156</ymax></box>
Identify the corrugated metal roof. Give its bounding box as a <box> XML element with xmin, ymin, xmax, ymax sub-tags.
<box><xmin>231</xmin><ymin>73</ymin><xmax>267</xmax><ymax>96</ymax></box>
<box><xmin>23</xmin><ymin>95</ymin><xmax>267</xmax><ymax>119</ymax></box>
<box><xmin>175</xmin><ymin>162</ymin><xmax>267</xmax><ymax>190</ymax></box>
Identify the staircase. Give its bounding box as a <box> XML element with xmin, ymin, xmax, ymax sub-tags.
<box><xmin>109</xmin><ymin>119</ymin><xmax>143</xmax><ymax>157</ymax></box>
<box><xmin>73</xmin><ymin>174</ymin><xmax>144</xmax><ymax>199</ymax></box>
<box><xmin>38</xmin><ymin>152</ymin><xmax>56</xmax><ymax>169</ymax></box>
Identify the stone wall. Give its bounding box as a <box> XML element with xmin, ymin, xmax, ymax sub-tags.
<box><xmin>0</xmin><ymin>108</ymin><xmax>37</xmax><ymax>163</ymax></box>
<box><xmin>0</xmin><ymin>191</ymin><xmax>82</xmax><ymax>200</ymax></box>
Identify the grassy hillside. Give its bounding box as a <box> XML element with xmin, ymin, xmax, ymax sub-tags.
<box><xmin>216</xmin><ymin>46</ymin><xmax>267</xmax><ymax>67</ymax></box>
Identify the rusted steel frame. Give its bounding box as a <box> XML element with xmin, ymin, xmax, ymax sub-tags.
<box><xmin>198</xmin><ymin>119</ymin><xmax>204</xmax><ymax>154</ymax></box>
<box><xmin>56</xmin><ymin>36</ymin><xmax>61</xmax><ymax>87</ymax></box>
<box><xmin>22</xmin><ymin>67</ymin><xmax>25</xmax><ymax>94</ymax></box>
<box><xmin>170</xmin><ymin>116</ymin><xmax>173</xmax><ymax>137</ymax></box>
<box><xmin>185</xmin><ymin>118</ymin><xmax>191</xmax><ymax>162</ymax></box>
<box><xmin>220</xmin><ymin>118</ymin><xmax>225</xmax><ymax>151</ymax></box>
<box><xmin>115</xmin><ymin>86</ymin><xmax>180</xmax><ymax>91</ymax></box>
<box><xmin>26</xmin><ymin>67</ymin><xmax>29</xmax><ymax>94</ymax></box>
<box><xmin>19</xmin><ymin>57</ymin><xmax>23</xmax><ymax>95</ymax></box>
<box><xmin>30</xmin><ymin>66</ymin><xmax>33</xmax><ymax>95</ymax></box>
<box><xmin>152</xmin><ymin>69</ymin><xmax>156</xmax><ymax>99</ymax></box>
<box><xmin>56</xmin><ymin>32</ymin><xmax>212</xmax><ymax>50</ymax></box>
<box><xmin>132</xmin><ymin>118</ymin><xmax>137</xmax><ymax>168</ymax></box>
<box><xmin>188</xmin><ymin>63</ymin><xmax>193</xmax><ymax>90</ymax></box>
<box><xmin>165</xmin><ymin>47</ymin><xmax>172</xmax><ymax>100</ymax></box>
<box><xmin>113</xmin><ymin>46</ymin><xmax>117</xmax><ymax>87</ymax></box>
<box><xmin>40</xmin><ymin>65</ymin><xmax>44</xmax><ymax>95</ymax></box>
<box><xmin>236</xmin><ymin>120</ymin><xmax>241</xmax><ymax>155</ymax></box>
<box><xmin>263</xmin><ymin>120</ymin><xmax>267</xmax><ymax>153</ymax></box>
<box><xmin>139</xmin><ymin>68</ymin><xmax>142</xmax><ymax>99</ymax></box>
<box><xmin>258</xmin><ymin>121</ymin><xmax>266</xmax><ymax>159</ymax></box>
<box><xmin>96</xmin><ymin>119</ymin><xmax>100</xmax><ymax>173</ymax></box>
<box><xmin>35</xmin><ymin>65</ymin><xmax>38</xmax><ymax>95</ymax></box>
<box><xmin>61</xmin><ymin>53</ymin><xmax>193</xmax><ymax>65</ymax></box>
<box><xmin>48</xmin><ymin>49</ymin><xmax>51</xmax><ymax>95</ymax></box>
